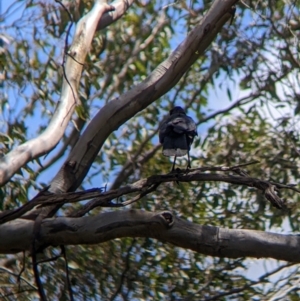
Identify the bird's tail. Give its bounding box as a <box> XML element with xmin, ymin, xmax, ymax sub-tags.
<box><xmin>162</xmin><ymin>136</ymin><xmax>188</xmax><ymax>157</ymax></box>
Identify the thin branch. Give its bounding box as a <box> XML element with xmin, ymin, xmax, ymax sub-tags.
<box><xmin>0</xmin><ymin>163</ymin><xmax>295</xmax><ymax>223</ymax></box>
<box><xmin>57</xmin><ymin>0</ymin><xmax>83</xmax><ymax>112</ymax></box>
<box><xmin>36</xmin><ymin>254</ymin><xmax>62</xmax><ymax>264</ymax></box>
<box><xmin>61</xmin><ymin>245</ymin><xmax>74</xmax><ymax>301</ymax></box>
<box><xmin>199</xmin><ymin>92</ymin><xmax>260</xmax><ymax>125</ymax></box>
<box><xmin>119</xmin><ymin>183</ymin><xmax>160</xmax><ymax>206</ymax></box>
<box><xmin>0</xmin><ymin>267</ymin><xmax>36</xmax><ymax>291</ymax></box>
<box><xmin>109</xmin><ymin>239</ymin><xmax>136</xmax><ymax>301</ymax></box>
<box><xmin>17</xmin><ymin>251</ymin><xmax>25</xmax><ymax>291</ymax></box>
<box><xmin>0</xmin><ymin>288</ymin><xmax>37</xmax><ymax>299</ymax></box>
<box><xmin>32</xmin><ymin>239</ymin><xmax>47</xmax><ymax>301</ymax></box>
<box><xmin>0</xmin><ymin>188</ymin><xmax>104</xmax><ymax>224</ymax></box>
<box><xmin>73</xmin><ymin>165</ymin><xmax>290</xmax><ymax>216</ymax></box>
<box><xmin>203</xmin><ymin>263</ymin><xmax>297</xmax><ymax>301</ymax></box>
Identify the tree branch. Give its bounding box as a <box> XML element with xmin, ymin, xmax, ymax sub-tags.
<box><xmin>1</xmin><ymin>210</ymin><xmax>300</xmax><ymax>263</ymax></box>
<box><xmin>50</xmin><ymin>0</ymin><xmax>239</xmax><ymax>194</ymax></box>
<box><xmin>74</xmin><ymin>166</ymin><xmax>290</xmax><ymax>215</ymax></box>
<box><xmin>1</xmin><ymin>163</ymin><xmax>295</xmax><ymax>224</ymax></box>
<box><xmin>0</xmin><ymin>0</ymin><xmax>115</xmax><ymax>186</ymax></box>
<box><xmin>96</xmin><ymin>0</ymin><xmax>135</xmax><ymax>31</ymax></box>
<box><xmin>0</xmin><ymin>188</ymin><xmax>104</xmax><ymax>224</ymax></box>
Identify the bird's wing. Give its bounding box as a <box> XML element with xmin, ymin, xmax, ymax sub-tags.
<box><xmin>159</xmin><ymin>113</ymin><xmax>197</xmax><ymax>143</ymax></box>
<box><xmin>158</xmin><ymin>119</ymin><xmax>168</xmax><ymax>143</ymax></box>
<box><xmin>167</xmin><ymin>116</ymin><xmax>190</xmax><ymax>134</ymax></box>
<box><xmin>186</xmin><ymin>116</ymin><xmax>197</xmax><ymax>136</ymax></box>
<box><xmin>159</xmin><ymin>115</ymin><xmax>185</xmax><ymax>142</ymax></box>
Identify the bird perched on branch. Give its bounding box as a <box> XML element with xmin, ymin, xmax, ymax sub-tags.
<box><xmin>159</xmin><ymin>106</ymin><xmax>197</xmax><ymax>171</ymax></box>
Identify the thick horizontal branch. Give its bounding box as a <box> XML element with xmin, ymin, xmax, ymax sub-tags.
<box><xmin>1</xmin><ymin>210</ymin><xmax>300</xmax><ymax>263</ymax></box>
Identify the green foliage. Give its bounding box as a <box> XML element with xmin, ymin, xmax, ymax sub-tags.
<box><xmin>1</xmin><ymin>0</ymin><xmax>300</xmax><ymax>300</ymax></box>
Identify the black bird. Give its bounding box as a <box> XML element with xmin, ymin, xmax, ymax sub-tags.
<box><xmin>159</xmin><ymin>106</ymin><xmax>197</xmax><ymax>171</ymax></box>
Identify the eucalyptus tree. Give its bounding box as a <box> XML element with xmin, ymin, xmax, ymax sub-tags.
<box><xmin>1</xmin><ymin>0</ymin><xmax>300</xmax><ymax>300</ymax></box>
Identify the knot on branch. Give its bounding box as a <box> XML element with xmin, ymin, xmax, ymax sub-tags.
<box><xmin>263</xmin><ymin>185</ymin><xmax>285</xmax><ymax>209</ymax></box>
<box><xmin>253</xmin><ymin>181</ymin><xmax>285</xmax><ymax>209</ymax></box>
<box><xmin>160</xmin><ymin>211</ymin><xmax>174</xmax><ymax>228</ymax></box>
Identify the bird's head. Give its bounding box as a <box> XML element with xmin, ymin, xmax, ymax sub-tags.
<box><xmin>170</xmin><ymin>106</ymin><xmax>185</xmax><ymax>115</ymax></box>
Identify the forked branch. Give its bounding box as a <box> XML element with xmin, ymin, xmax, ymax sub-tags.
<box><xmin>0</xmin><ymin>163</ymin><xmax>295</xmax><ymax>224</ymax></box>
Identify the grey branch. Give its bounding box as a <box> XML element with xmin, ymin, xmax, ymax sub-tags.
<box><xmin>1</xmin><ymin>209</ymin><xmax>300</xmax><ymax>263</ymax></box>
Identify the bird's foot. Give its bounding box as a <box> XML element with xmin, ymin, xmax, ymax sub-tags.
<box><xmin>185</xmin><ymin>164</ymin><xmax>192</xmax><ymax>173</ymax></box>
<box><xmin>169</xmin><ymin>167</ymin><xmax>182</xmax><ymax>174</ymax></box>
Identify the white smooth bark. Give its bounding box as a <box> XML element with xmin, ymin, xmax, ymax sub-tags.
<box><xmin>0</xmin><ymin>0</ymin><xmax>131</xmax><ymax>186</ymax></box>
<box><xmin>97</xmin><ymin>0</ymin><xmax>135</xmax><ymax>29</ymax></box>
<box><xmin>0</xmin><ymin>210</ymin><xmax>299</xmax><ymax>262</ymax></box>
